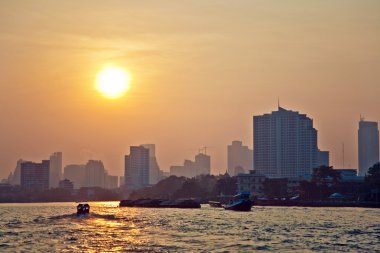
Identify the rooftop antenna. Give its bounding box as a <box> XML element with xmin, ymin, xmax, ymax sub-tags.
<box><xmin>278</xmin><ymin>96</ymin><xmax>280</xmax><ymax>109</ymax></box>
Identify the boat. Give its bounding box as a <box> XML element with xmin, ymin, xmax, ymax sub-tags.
<box><xmin>208</xmin><ymin>201</ymin><xmax>222</xmax><ymax>208</ymax></box>
<box><xmin>77</xmin><ymin>203</ymin><xmax>90</xmax><ymax>216</ymax></box>
<box><xmin>223</xmin><ymin>192</ymin><xmax>253</xmax><ymax>211</ymax></box>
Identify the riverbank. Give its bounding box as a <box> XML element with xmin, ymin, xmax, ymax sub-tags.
<box><xmin>255</xmin><ymin>200</ymin><xmax>380</xmax><ymax>208</ymax></box>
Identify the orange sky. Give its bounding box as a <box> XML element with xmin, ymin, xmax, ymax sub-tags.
<box><xmin>1</xmin><ymin>1</ymin><xmax>379</xmax><ymax>179</ymax></box>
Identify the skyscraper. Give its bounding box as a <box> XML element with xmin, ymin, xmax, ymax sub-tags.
<box><xmin>227</xmin><ymin>140</ymin><xmax>253</xmax><ymax>176</ymax></box>
<box><xmin>254</xmin><ymin>107</ymin><xmax>318</xmax><ymax>178</ymax></box>
<box><xmin>20</xmin><ymin>160</ymin><xmax>50</xmax><ymax>190</ymax></box>
<box><xmin>124</xmin><ymin>146</ymin><xmax>150</xmax><ymax>189</ymax></box>
<box><xmin>49</xmin><ymin>152</ymin><xmax>62</xmax><ymax>188</ymax></box>
<box><xmin>358</xmin><ymin>120</ymin><xmax>379</xmax><ymax>176</ymax></box>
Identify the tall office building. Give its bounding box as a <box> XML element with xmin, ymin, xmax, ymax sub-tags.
<box><xmin>20</xmin><ymin>160</ymin><xmax>50</xmax><ymax>190</ymax></box>
<box><xmin>124</xmin><ymin>146</ymin><xmax>150</xmax><ymax>189</ymax></box>
<box><xmin>49</xmin><ymin>152</ymin><xmax>62</xmax><ymax>188</ymax></box>
<box><xmin>254</xmin><ymin>107</ymin><xmax>318</xmax><ymax>178</ymax></box>
<box><xmin>228</xmin><ymin>141</ymin><xmax>253</xmax><ymax>176</ymax></box>
<box><xmin>358</xmin><ymin>120</ymin><xmax>379</xmax><ymax>176</ymax></box>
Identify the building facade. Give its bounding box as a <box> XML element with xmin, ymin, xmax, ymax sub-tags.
<box><xmin>227</xmin><ymin>140</ymin><xmax>253</xmax><ymax>176</ymax></box>
<box><xmin>125</xmin><ymin>146</ymin><xmax>150</xmax><ymax>189</ymax></box>
<box><xmin>20</xmin><ymin>160</ymin><xmax>50</xmax><ymax>190</ymax></box>
<box><xmin>253</xmin><ymin>107</ymin><xmax>318</xmax><ymax>178</ymax></box>
<box><xmin>358</xmin><ymin>120</ymin><xmax>379</xmax><ymax>176</ymax></box>
<box><xmin>317</xmin><ymin>150</ymin><xmax>330</xmax><ymax>167</ymax></box>
<box><xmin>141</xmin><ymin>144</ymin><xmax>163</xmax><ymax>185</ymax></box>
<box><xmin>49</xmin><ymin>152</ymin><xmax>62</xmax><ymax>188</ymax></box>
<box><xmin>236</xmin><ymin>170</ymin><xmax>266</xmax><ymax>197</ymax></box>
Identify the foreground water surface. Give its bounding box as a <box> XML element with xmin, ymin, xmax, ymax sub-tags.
<box><xmin>0</xmin><ymin>202</ymin><xmax>379</xmax><ymax>252</ymax></box>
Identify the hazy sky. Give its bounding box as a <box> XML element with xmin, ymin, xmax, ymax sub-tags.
<box><xmin>1</xmin><ymin>0</ymin><xmax>379</xmax><ymax>179</ymax></box>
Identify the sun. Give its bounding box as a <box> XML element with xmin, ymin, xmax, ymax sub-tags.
<box><xmin>96</xmin><ymin>66</ymin><xmax>131</xmax><ymax>99</ymax></box>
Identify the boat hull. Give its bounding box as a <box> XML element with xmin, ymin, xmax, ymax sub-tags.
<box><xmin>224</xmin><ymin>200</ymin><xmax>253</xmax><ymax>212</ymax></box>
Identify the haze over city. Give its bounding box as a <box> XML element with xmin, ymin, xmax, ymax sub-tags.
<box><xmin>1</xmin><ymin>1</ymin><xmax>380</xmax><ymax>179</ymax></box>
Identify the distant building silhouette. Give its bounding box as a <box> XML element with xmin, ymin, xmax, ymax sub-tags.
<box><xmin>170</xmin><ymin>152</ymin><xmax>211</xmax><ymax>178</ymax></box>
<box><xmin>125</xmin><ymin>146</ymin><xmax>150</xmax><ymax>189</ymax></box>
<box><xmin>358</xmin><ymin>120</ymin><xmax>379</xmax><ymax>176</ymax></box>
<box><xmin>20</xmin><ymin>160</ymin><xmax>50</xmax><ymax>190</ymax></box>
<box><xmin>9</xmin><ymin>159</ymin><xmax>27</xmax><ymax>185</ymax></box>
<box><xmin>105</xmin><ymin>175</ymin><xmax>119</xmax><ymax>189</ymax></box>
<box><xmin>58</xmin><ymin>179</ymin><xmax>74</xmax><ymax>190</ymax></box>
<box><xmin>84</xmin><ymin>160</ymin><xmax>106</xmax><ymax>188</ymax></box>
<box><xmin>317</xmin><ymin>150</ymin><xmax>330</xmax><ymax>167</ymax></box>
<box><xmin>49</xmin><ymin>152</ymin><xmax>62</xmax><ymax>188</ymax></box>
<box><xmin>254</xmin><ymin>107</ymin><xmax>318</xmax><ymax>178</ymax></box>
<box><xmin>227</xmin><ymin>141</ymin><xmax>253</xmax><ymax>176</ymax></box>
<box><xmin>141</xmin><ymin>144</ymin><xmax>164</xmax><ymax>185</ymax></box>
<box><xmin>64</xmin><ymin>164</ymin><xmax>86</xmax><ymax>189</ymax></box>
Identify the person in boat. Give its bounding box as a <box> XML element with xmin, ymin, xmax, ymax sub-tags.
<box><xmin>77</xmin><ymin>203</ymin><xmax>90</xmax><ymax>216</ymax></box>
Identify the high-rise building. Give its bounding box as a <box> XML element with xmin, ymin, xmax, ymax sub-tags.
<box><xmin>84</xmin><ymin>160</ymin><xmax>106</xmax><ymax>188</ymax></box>
<box><xmin>228</xmin><ymin>141</ymin><xmax>253</xmax><ymax>176</ymax></box>
<box><xmin>105</xmin><ymin>175</ymin><xmax>119</xmax><ymax>189</ymax></box>
<box><xmin>358</xmin><ymin>120</ymin><xmax>379</xmax><ymax>176</ymax></box>
<box><xmin>63</xmin><ymin>164</ymin><xmax>86</xmax><ymax>189</ymax></box>
<box><xmin>317</xmin><ymin>150</ymin><xmax>330</xmax><ymax>167</ymax></box>
<box><xmin>253</xmin><ymin>107</ymin><xmax>318</xmax><ymax>178</ymax></box>
<box><xmin>124</xmin><ymin>146</ymin><xmax>150</xmax><ymax>189</ymax></box>
<box><xmin>20</xmin><ymin>160</ymin><xmax>50</xmax><ymax>190</ymax></box>
<box><xmin>49</xmin><ymin>152</ymin><xmax>62</xmax><ymax>188</ymax></box>
<box><xmin>194</xmin><ymin>153</ymin><xmax>211</xmax><ymax>175</ymax></box>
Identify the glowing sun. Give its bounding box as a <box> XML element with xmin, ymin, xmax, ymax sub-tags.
<box><xmin>96</xmin><ymin>66</ymin><xmax>131</xmax><ymax>99</ymax></box>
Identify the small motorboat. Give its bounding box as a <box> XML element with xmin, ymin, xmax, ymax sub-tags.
<box><xmin>223</xmin><ymin>192</ymin><xmax>253</xmax><ymax>212</ymax></box>
<box><xmin>208</xmin><ymin>201</ymin><xmax>222</xmax><ymax>208</ymax></box>
<box><xmin>77</xmin><ymin>203</ymin><xmax>90</xmax><ymax>216</ymax></box>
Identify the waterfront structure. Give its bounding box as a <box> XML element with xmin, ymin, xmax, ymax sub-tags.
<box><xmin>20</xmin><ymin>160</ymin><xmax>50</xmax><ymax>190</ymax></box>
<box><xmin>84</xmin><ymin>160</ymin><xmax>106</xmax><ymax>188</ymax></box>
<box><xmin>49</xmin><ymin>152</ymin><xmax>62</xmax><ymax>188</ymax></box>
<box><xmin>358</xmin><ymin>120</ymin><xmax>379</xmax><ymax>176</ymax></box>
<box><xmin>227</xmin><ymin>141</ymin><xmax>253</xmax><ymax>176</ymax></box>
<box><xmin>253</xmin><ymin>107</ymin><xmax>318</xmax><ymax>178</ymax></box>
<box><xmin>63</xmin><ymin>164</ymin><xmax>86</xmax><ymax>189</ymax></box>
<box><xmin>317</xmin><ymin>150</ymin><xmax>330</xmax><ymax>167</ymax></box>
<box><xmin>125</xmin><ymin>146</ymin><xmax>150</xmax><ymax>189</ymax></box>
<box><xmin>58</xmin><ymin>179</ymin><xmax>74</xmax><ymax>190</ymax></box>
<box><xmin>170</xmin><ymin>152</ymin><xmax>211</xmax><ymax>178</ymax></box>
<box><xmin>236</xmin><ymin>170</ymin><xmax>266</xmax><ymax>197</ymax></box>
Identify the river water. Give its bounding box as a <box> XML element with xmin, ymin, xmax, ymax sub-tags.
<box><xmin>0</xmin><ymin>202</ymin><xmax>379</xmax><ymax>252</ymax></box>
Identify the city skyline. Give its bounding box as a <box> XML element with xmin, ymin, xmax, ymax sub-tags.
<box><xmin>1</xmin><ymin>1</ymin><xmax>380</xmax><ymax>179</ymax></box>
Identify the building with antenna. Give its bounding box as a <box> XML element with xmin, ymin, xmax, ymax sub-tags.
<box><xmin>358</xmin><ymin>119</ymin><xmax>379</xmax><ymax>176</ymax></box>
<box><xmin>170</xmin><ymin>150</ymin><xmax>211</xmax><ymax>178</ymax></box>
